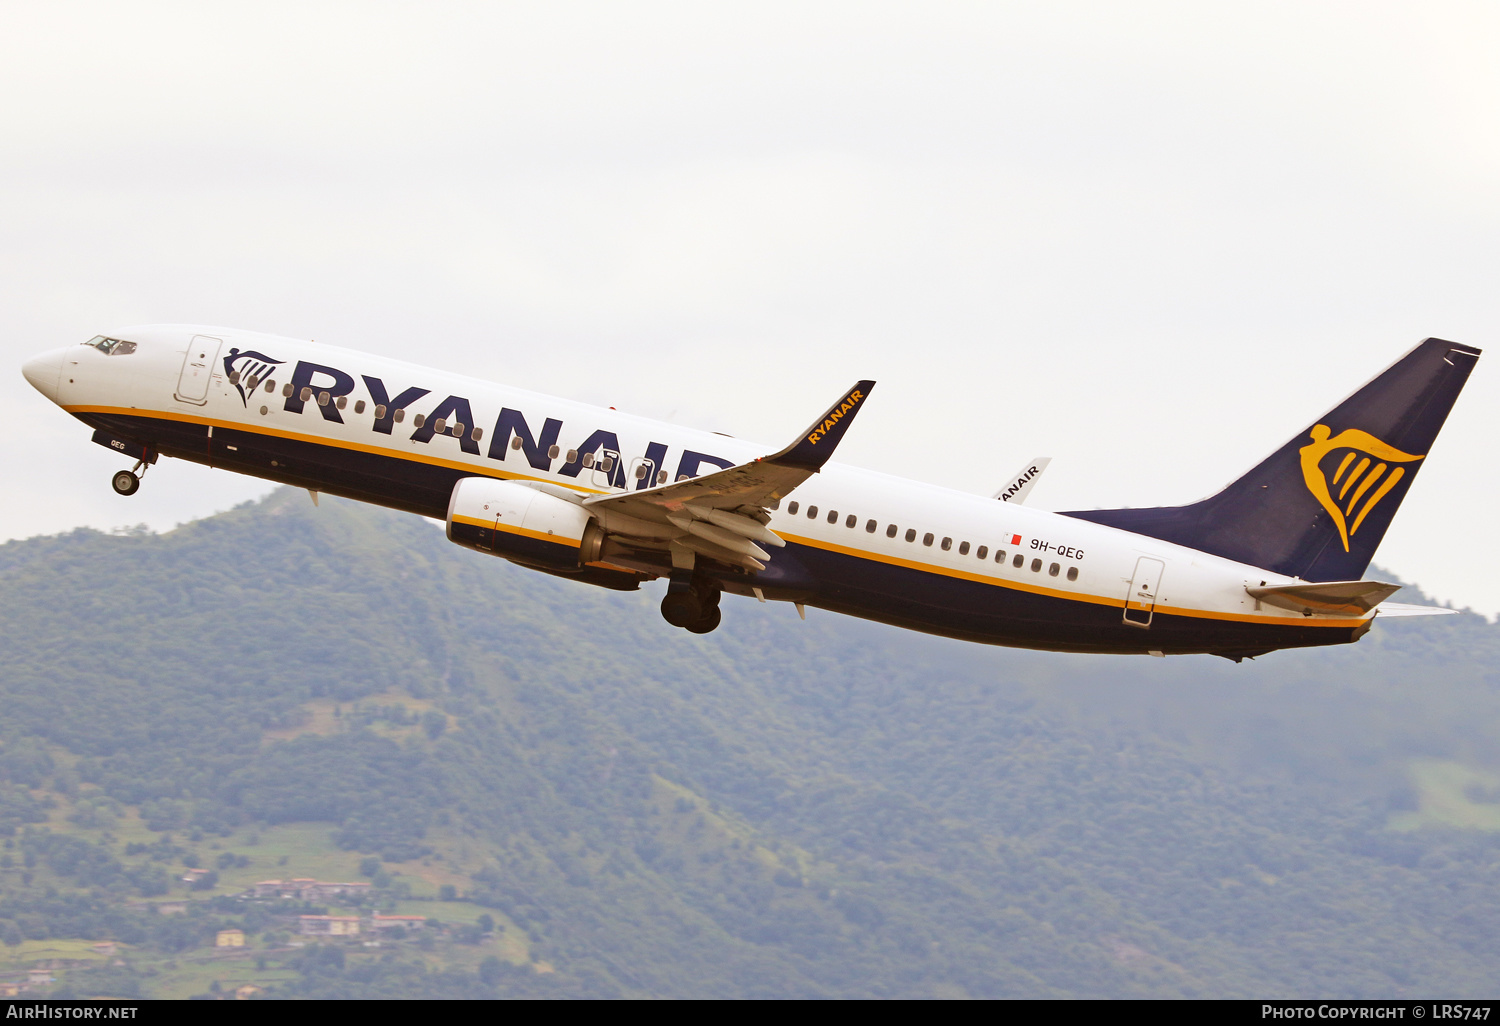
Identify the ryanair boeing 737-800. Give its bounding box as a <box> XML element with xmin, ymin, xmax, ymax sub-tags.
<box><xmin>21</xmin><ymin>327</ymin><xmax>1479</xmax><ymax>660</ymax></box>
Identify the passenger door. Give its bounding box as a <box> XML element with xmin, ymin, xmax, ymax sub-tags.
<box><xmin>175</xmin><ymin>335</ymin><xmax>222</xmax><ymax>405</ymax></box>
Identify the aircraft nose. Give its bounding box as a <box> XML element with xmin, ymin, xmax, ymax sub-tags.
<box><xmin>21</xmin><ymin>349</ymin><xmax>65</xmax><ymax>403</ymax></box>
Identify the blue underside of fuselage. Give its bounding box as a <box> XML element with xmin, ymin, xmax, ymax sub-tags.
<box><xmin>83</xmin><ymin>410</ymin><xmax>1361</xmax><ymax>658</ymax></box>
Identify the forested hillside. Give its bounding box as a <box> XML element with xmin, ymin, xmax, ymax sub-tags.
<box><xmin>0</xmin><ymin>488</ymin><xmax>1496</xmax><ymax>998</ymax></box>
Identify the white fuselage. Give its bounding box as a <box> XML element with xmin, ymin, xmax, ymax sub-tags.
<box><xmin>24</xmin><ymin>324</ymin><xmax>1370</xmax><ymax>655</ymax></box>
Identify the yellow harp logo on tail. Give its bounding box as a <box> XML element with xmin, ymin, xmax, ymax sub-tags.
<box><xmin>1298</xmin><ymin>425</ymin><xmax>1424</xmax><ymax>552</ymax></box>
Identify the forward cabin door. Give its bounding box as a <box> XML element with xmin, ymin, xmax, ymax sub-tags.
<box><xmin>175</xmin><ymin>335</ymin><xmax>222</xmax><ymax>405</ymax></box>
<box><xmin>1123</xmin><ymin>557</ymin><xmax>1165</xmax><ymax>627</ymax></box>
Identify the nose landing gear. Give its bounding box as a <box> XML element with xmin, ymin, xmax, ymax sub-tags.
<box><xmin>111</xmin><ymin>460</ymin><xmax>148</xmax><ymax>496</ymax></box>
<box><xmin>660</xmin><ymin>573</ymin><xmax>723</xmax><ymax>634</ymax></box>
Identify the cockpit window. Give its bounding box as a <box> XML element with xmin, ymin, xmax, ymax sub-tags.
<box><xmin>83</xmin><ymin>337</ymin><xmax>136</xmax><ymax>355</ymax></box>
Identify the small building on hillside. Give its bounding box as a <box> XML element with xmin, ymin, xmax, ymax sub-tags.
<box><xmin>370</xmin><ymin>914</ymin><xmax>426</xmax><ymax>932</ymax></box>
<box><xmin>90</xmin><ymin>942</ymin><xmax>118</xmax><ymax>956</ymax></box>
<box><xmin>26</xmin><ymin>969</ymin><xmax>53</xmax><ymax>986</ymax></box>
<box><xmin>298</xmin><ymin>915</ymin><xmax>360</xmax><ymax>937</ymax></box>
<box><xmin>254</xmin><ymin>879</ymin><xmax>372</xmax><ymax>901</ymax></box>
<box><xmin>235</xmin><ymin>985</ymin><xmax>262</xmax><ymax>1000</ymax></box>
<box><xmin>304</xmin><ymin>881</ymin><xmax>372</xmax><ymax>901</ymax></box>
<box><xmin>215</xmin><ymin>929</ymin><xmax>245</xmax><ymax>948</ymax></box>
<box><xmin>0</xmin><ymin>982</ymin><xmax>20</xmax><ymax>997</ymax></box>
<box><xmin>155</xmin><ymin>902</ymin><xmax>188</xmax><ymax>915</ymax></box>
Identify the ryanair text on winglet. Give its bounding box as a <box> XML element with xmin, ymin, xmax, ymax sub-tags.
<box><xmin>806</xmin><ymin>389</ymin><xmax>865</xmax><ymax>446</ymax></box>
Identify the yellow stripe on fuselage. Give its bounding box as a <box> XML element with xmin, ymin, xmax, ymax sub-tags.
<box><xmin>65</xmin><ymin>403</ymin><xmax>610</xmax><ymax>495</ymax></box>
<box><xmin>775</xmin><ymin>531</ymin><xmax>1365</xmax><ymax>629</ymax></box>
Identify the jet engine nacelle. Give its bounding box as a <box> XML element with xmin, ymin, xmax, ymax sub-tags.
<box><xmin>447</xmin><ymin>477</ymin><xmax>603</xmax><ymax>570</ymax></box>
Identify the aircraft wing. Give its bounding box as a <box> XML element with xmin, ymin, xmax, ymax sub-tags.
<box><xmin>582</xmin><ymin>380</ymin><xmax>874</xmax><ymax>568</ymax></box>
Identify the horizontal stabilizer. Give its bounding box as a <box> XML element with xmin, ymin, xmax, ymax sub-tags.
<box><xmin>1246</xmin><ymin>579</ymin><xmax>1402</xmax><ymax>615</ymax></box>
<box><xmin>1375</xmin><ymin>602</ymin><xmax>1460</xmax><ymax>618</ymax></box>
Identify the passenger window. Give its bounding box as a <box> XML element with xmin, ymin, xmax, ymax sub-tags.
<box><xmin>228</xmin><ymin>370</ymin><xmax>241</xmax><ymax>384</ymax></box>
<box><xmin>958</xmin><ymin>541</ymin><xmax>968</xmax><ymax>555</ymax></box>
<box><xmin>354</xmin><ymin>400</ymin><xmax>365</xmax><ymax>414</ymax></box>
<box><xmin>374</xmin><ymin>404</ymin><xmax>387</xmax><ymax>419</ymax></box>
<box><xmin>865</xmin><ymin>519</ymin><xmax>877</xmax><ymax>533</ymax></box>
<box><xmin>768</xmin><ymin>498</ymin><xmax>780</xmax><ymax>510</ymax></box>
<box><xmin>510</xmin><ymin>437</ymin><xmax>523</xmax><ymax>451</ymax></box>
<box><xmin>1013</xmin><ymin>554</ymin><xmax>1024</xmax><ymax>568</ymax></box>
<box><xmin>317</xmin><ymin>391</ymin><xmax>330</xmax><ymax>406</ymax></box>
<box><xmin>1067</xmin><ymin>567</ymin><xmax>1079</xmax><ymax>582</ymax></box>
<box><xmin>300</xmin><ymin>387</ymin><xmax>313</xmax><ymax>401</ymax></box>
<box><xmin>582</xmin><ymin>452</ymin><xmax>594</xmax><ymax>468</ymax></box>
<box><xmin>413</xmin><ymin>413</ymin><xmax>426</xmax><ymax>428</ymax></box>
<box><xmin>433</xmin><ymin>417</ymin><xmax>446</xmax><ymax>433</ymax></box>
<box><xmin>905</xmin><ymin>529</ymin><xmax>916</xmax><ymax>542</ymax></box>
<box><xmin>455</xmin><ymin>424</ymin><xmax>468</xmax><ymax>439</ymax></box>
<box><xmin>547</xmin><ymin>444</ymin><xmax>560</xmax><ymax>458</ymax></box>
<box><xmin>976</xmin><ymin>545</ymin><xmax>987</xmax><ymax>560</ymax></box>
<box><xmin>601</xmin><ymin>456</ymin><xmax>613</xmax><ymax>471</ymax></box>
<box><xmin>471</xmin><ymin>427</ymin><xmax>483</xmax><ymax>441</ymax></box>
<box><xmin>677</xmin><ymin>474</ymin><xmax>689</xmax><ymax>482</ymax></box>
<box><xmin>635</xmin><ymin>464</ymin><xmax>649</xmax><ymax>479</ymax></box>
<box><xmin>1031</xmin><ymin>558</ymin><xmax>1042</xmax><ymax>572</ymax></box>
<box><xmin>566</xmin><ymin>449</ymin><xmax>578</xmax><ymax>463</ymax></box>
<box><xmin>940</xmin><ymin>537</ymin><xmax>952</xmax><ymax>551</ymax></box>
<box><xmin>807</xmin><ymin>506</ymin><xmax>818</xmax><ymax>519</ymax></box>
<box><xmin>283</xmin><ymin>384</ymin><xmax>294</xmax><ymax>397</ymax></box>
<box><xmin>657</xmin><ymin>470</ymin><xmax>668</xmax><ymax>484</ymax></box>
<box><xmin>886</xmin><ymin>524</ymin><xmax>897</xmax><ymax>538</ymax></box>
<box><xmin>846</xmin><ymin>514</ymin><xmax>856</xmax><ymax>528</ymax></box>
<box><xmin>1048</xmin><ymin>563</ymin><xmax>1060</xmax><ymax>576</ymax></box>
<box><xmin>265</xmin><ymin>380</ymin><xmax>275</xmax><ymax>393</ymax></box>
<box><xmin>394</xmin><ymin>409</ymin><xmax>405</xmax><ymax>423</ymax></box>
<box><xmin>788</xmin><ymin>501</ymin><xmax>799</xmax><ymax>515</ymax></box>
<box><xmin>336</xmin><ymin>396</ymin><xmax>347</xmax><ymax>410</ymax></box>
<box><xmin>827</xmin><ymin>510</ymin><xmax>838</xmax><ymax>524</ymax></box>
<box><xmin>995</xmin><ymin>549</ymin><xmax>1005</xmax><ymax>563</ymax></box>
<box><xmin>923</xmin><ymin>533</ymin><xmax>934</xmax><ymax>547</ymax></box>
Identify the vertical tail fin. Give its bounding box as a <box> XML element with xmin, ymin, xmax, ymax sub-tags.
<box><xmin>1062</xmin><ymin>338</ymin><xmax>1481</xmax><ymax>580</ymax></box>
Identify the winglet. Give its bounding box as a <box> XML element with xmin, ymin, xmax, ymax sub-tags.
<box><xmin>765</xmin><ymin>380</ymin><xmax>875</xmax><ymax>471</ymax></box>
<box><xmin>993</xmin><ymin>457</ymin><xmax>1051</xmax><ymax>503</ymax></box>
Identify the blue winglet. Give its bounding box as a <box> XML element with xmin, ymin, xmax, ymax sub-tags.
<box><xmin>765</xmin><ymin>380</ymin><xmax>876</xmax><ymax>471</ymax></box>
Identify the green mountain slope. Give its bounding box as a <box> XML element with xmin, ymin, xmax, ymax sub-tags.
<box><xmin>0</xmin><ymin>488</ymin><xmax>1496</xmax><ymax>998</ymax></box>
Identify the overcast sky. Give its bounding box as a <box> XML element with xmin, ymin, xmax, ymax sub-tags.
<box><xmin>3</xmin><ymin>2</ymin><xmax>1497</xmax><ymax>614</ymax></box>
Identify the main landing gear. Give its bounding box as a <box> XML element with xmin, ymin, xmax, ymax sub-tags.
<box><xmin>111</xmin><ymin>460</ymin><xmax>148</xmax><ymax>496</ymax></box>
<box><xmin>660</xmin><ymin>573</ymin><xmax>722</xmax><ymax>634</ymax></box>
